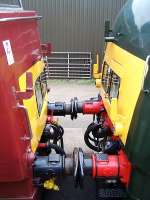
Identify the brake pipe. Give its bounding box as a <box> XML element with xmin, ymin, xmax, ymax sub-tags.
<box><xmin>48</xmin><ymin>96</ymin><xmax>105</xmax><ymax>119</ymax></box>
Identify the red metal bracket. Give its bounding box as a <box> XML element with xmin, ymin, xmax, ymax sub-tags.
<box><xmin>15</xmin><ymin>72</ymin><xmax>33</xmax><ymax>100</ymax></box>
<box><xmin>41</xmin><ymin>43</ymin><xmax>52</xmax><ymax>56</ymax></box>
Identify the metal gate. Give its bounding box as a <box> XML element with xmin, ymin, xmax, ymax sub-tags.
<box><xmin>43</xmin><ymin>52</ymin><xmax>92</xmax><ymax>79</ymax></box>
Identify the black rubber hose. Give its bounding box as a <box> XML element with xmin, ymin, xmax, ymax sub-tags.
<box><xmin>47</xmin><ymin>143</ymin><xmax>66</xmax><ymax>156</ymax></box>
<box><xmin>84</xmin><ymin>123</ymin><xmax>101</xmax><ymax>151</ymax></box>
<box><xmin>84</xmin><ymin>121</ymin><xmax>112</xmax><ymax>151</ymax></box>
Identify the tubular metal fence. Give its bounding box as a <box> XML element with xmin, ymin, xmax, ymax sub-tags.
<box><xmin>42</xmin><ymin>52</ymin><xmax>92</xmax><ymax>80</ymax></box>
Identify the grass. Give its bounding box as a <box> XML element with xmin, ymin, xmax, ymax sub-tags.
<box><xmin>47</xmin><ymin>79</ymin><xmax>95</xmax><ymax>85</ymax></box>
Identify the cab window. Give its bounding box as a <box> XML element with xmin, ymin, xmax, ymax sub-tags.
<box><xmin>102</xmin><ymin>62</ymin><xmax>120</xmax><ymax>100</ymax></box>
<box><xmin>0</xmin><ymin>0</ymin><xmax>22</xmax><ymax>8</ymax></box>
<box><xmin>35</xmin><ymin>76</ymin><xmax>47</xmax><ymax>115</ymax></box>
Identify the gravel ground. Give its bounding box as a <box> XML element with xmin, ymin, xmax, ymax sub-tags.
<box><xmin>48</xmin><ymin>79</ymin><xmax>98</xmax><ymax>154</ymax></box>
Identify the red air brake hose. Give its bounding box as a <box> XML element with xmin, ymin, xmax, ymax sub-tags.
<box><xmin>82</xmin><ymin>101</ymin><xmax>104</xmax><ymax>114</ymax></box>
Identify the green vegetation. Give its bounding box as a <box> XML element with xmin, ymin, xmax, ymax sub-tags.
<box><xmin>47</xmin><ymin>79</ymin><xmax>95</xmax><ymax>85</ymax></box>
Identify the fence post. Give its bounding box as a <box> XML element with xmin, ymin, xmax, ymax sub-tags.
<box><xmin>67</xmin><ymin>53</ymin><xmax>70</xmax><ymax>78</ymax></box>
<box><xmin>90</xmin><ymin>53</ymin><xmax>92</xmax><ymax>78</ymax></box>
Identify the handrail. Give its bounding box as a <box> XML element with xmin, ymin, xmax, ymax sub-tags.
<box><xmin>19</xmin><ymin>0</ymin><xmax>23</xmax><ymax>9</ymax></box>
<box><xmin>0</xmin><ymin>15</ymin><xmax>42</xmax><ymax>22</ymax></box>
<box><xmin>16</xmin><ymin>103</ymin><xmax>33</xmax><ymax>140</ymax></box>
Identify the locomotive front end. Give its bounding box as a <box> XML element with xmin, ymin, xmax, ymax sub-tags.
<box><xmin>0</xmin><ymin>1</ymin><xmax>49</xmax><ymax>199</ymax></box>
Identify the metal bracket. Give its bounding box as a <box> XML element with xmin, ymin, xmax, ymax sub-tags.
<box><xmin>15</xmin><ymin>72</ymin><xmax>33</xmax><ymax>100</ymax></box>
<box><xmin>16</xmin><ymin>103</ymin><xmax>33</xmax><ymax>140</ymax></box>
<box><xmin>41</xmin><ymin>43</ymin><xmax>52</xmax><ymax>56</ymax></box>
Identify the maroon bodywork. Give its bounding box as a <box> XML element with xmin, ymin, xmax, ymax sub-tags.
<box><xmin>0</xmin><ymin>11</ymin><xmax>42</xmax><ymax>199</ymax></box>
